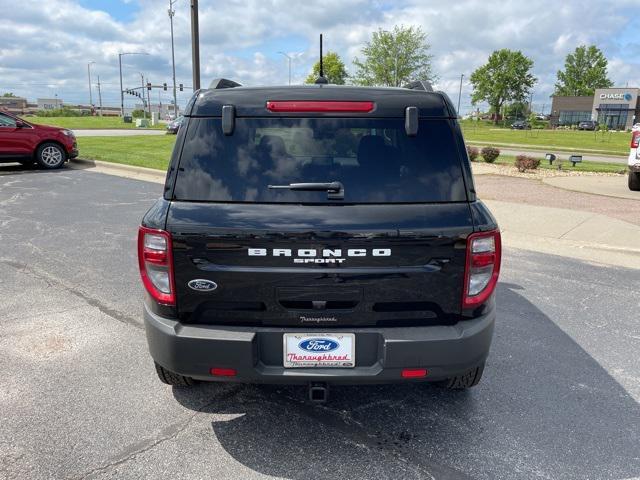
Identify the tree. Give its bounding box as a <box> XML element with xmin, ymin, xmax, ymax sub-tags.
<box><xmin>305</xmin><ymin>51</ymin><xmax>348</xmax><ymax>85</ymax></box>
<box><xmin>470</xmin><ymin>49</ymin><xmax>536</xmax><ymax>124</ymax></box>
<box><xmin>352</xmin><ymin>25</ymin><xmax>436</xmax><ymax>87</ymax></box>
<box><xmin>2</xmin><ymin>92</ymin><xmax>17</xmax><ymax>97</ymax></box>
<box><xmin>504</xmin><ymin>101</ymin><xmax>531</xmax><ymax>119</ymax></box>
<box><xmin>554</xmin><ymin>45</ymin><xmax>613</xmax><ymax>96</ymax></box>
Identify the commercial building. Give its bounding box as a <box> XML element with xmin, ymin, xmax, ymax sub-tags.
<box><xmin>0</xmin><ymin>96</ymin><xmax>28</xmax><ymax>114</ymax></box>
<box><xmin>550</xmin><ymin>88</ymin><xmax>640</xmax><ymax>130</ymax></box>
<box><xmin>37</xmin><ymin>98</ymin><xmax>64</xmax><ymax>110</ymax></box>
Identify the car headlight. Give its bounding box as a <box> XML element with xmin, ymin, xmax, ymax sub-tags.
<box><xmin>61</xmin><ymin>129</ymin><xmax>74</xmax><ymax>137</ymax></box>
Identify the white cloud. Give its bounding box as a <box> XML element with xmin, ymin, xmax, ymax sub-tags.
<box><xmin>1</xmin><ymin>0</ymin><xmax>639</xmax><ymax>114</ymax></box>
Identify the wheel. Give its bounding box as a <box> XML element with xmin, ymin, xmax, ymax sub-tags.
<box><xmin>154</xmin><ymin>362</ymin><xmax>197</xmax><ymax>386</ymax></box>
<box><xmin>439</xmin><ymin>363</ymin><xmax>485</xmax><ymax>389</ymax></box>
<box><xmin>36</xmin><ymin>142</ymin><xmax>66</xmax><ymax>169</ymax></box>
<box><xmin>629</xmin><ymin>172</ymin><xmax>640</xmax><ymax>191</ymax></box>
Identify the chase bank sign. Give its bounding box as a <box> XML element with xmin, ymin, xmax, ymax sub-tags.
<box><xmin>599</xmin><ymin>92</ymin><xmax>633</xmax><ymax>101</ymax></box>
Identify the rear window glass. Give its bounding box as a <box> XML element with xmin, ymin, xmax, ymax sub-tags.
<box><xmin>173</xmin><ymin>118</ymin><xmax>466</xmax><ymax>203</ymax></box>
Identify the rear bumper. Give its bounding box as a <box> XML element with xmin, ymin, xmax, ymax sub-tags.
<box><xmin>144</xmin><ymin>303</ymin><xmax>495</xmax><ymax>384</ymax></box>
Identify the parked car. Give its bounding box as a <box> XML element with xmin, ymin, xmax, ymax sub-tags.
<box><xmin>628</xmin><ymin>131</ymin><xmax>640</xmax><ymax>191</ymax></box>
<box><xmin>139</xmin><ymin>81</ymin><xmax>501</xmax><ymax>401</ymax></box>
<box><xmin>577</xmin><ymin>120</ymin><xmax>599</xmax><ymax>131</ymax></box>
<box><xmin>0</xmin><ymin>111</ymin><xmax>77</xmax><ymax>168</ymax></box>
<box><xmin>510</xmin><ymin>120</ymin><xmax>530</xmax><ymax>130</ymax></box>
<box><xmin>166</xmin><ymin>115</ymin><xmax>184</xmax><ymax>134</ymax></box>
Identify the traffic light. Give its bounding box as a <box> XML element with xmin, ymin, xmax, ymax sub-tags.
<box><xmin>163</xmin><ymin>83</ymin><xmax>167</xmax><ymax>91</ymax></box>
<box><xmin>147</xmin><ymin>82</ymin><xmax>152</xmax><ymax>91</ymax></box>
<box><xmin>179</xmin><ymin>83</ymin><xmax>183</xmax><ymax>92</ymax></box>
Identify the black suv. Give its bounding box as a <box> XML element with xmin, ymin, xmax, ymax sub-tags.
<box><xmin>138</xmin><ymin>80</ymin><xmax>501</xmax><ymax>400</ymax></box>
<box><xmin>578</xmin><ymin>120</ymin><xmax>598</xmax><ymax>131</ymax></box>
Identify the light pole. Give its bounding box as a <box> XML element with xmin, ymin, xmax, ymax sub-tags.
<box><xmin>96</xmin><ymin>75</ymin><xmax>103</xmax><ymax>116</ymax></box>
<box><xmin>169</xmin><ymin>0</ymin><xmax>179</xmax><ymax>116</ymax></box>
<box><xmin>118</xmin><ymin>52</ymin><xmax>149</xmax><ymax>117</ymax></box>
<box><xmin>278</xmin><ymin>52</ymin><xmax>292</xmax><ymax>85</ymax></box>
<box><xmin>87</xmin><ymin>61</ymin><xmax>95</xmax><ymax>108</ymax></box>
<box><xmin>457</xmin><ymin>73</ymin><xmax>464</xmax><ymax>117</ymax></box>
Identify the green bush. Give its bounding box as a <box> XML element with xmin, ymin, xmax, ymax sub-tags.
<box><xmin>515</xmin><ymin>155</ymin><xmax>540</xmax><ymax>172</ymax></box>
<box><xmin>481</xmin><ymin>146</ymin><xmax>500</xmax><ymax>163</ymax></box>
<box><xmin>131</xmin><ymin>109</ymin><xmax>146</xmax><ymax>118</ymax></box>
<box><xmin>466</xmin><ymin>145</ymin><xmax>479</xmax><ymax>161</ymax></box>
<box><xmin>36</xmin><ymin>106</ymin><xmax>82</xmax><ymax>117</ymax></box>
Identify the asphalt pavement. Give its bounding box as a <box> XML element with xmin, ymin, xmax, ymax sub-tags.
<box><xmin>0</xmin><ymin>166</ymin><xmax>638</xmax><ymax>480</ymax></box>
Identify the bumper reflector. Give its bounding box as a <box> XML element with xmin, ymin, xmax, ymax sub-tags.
<box><xmin>210</xmin><ymin>368</ymin><xmax>237</xmax><ymax>377</ymax></box>
<box><xmin>401</xmin><ymin>368</ymin><xmax>428</xmax><ymax>378</ymax></box>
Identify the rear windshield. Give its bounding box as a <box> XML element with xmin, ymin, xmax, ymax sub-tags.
<box><xmin>173</xmin><ymin>118</ymin><xmax>467</xmax><ymax>203</ymax></box>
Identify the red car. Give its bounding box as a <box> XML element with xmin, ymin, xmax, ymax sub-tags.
<box><xmin>0</xmin><ymin>111</ymin><xmax>78</xmax><ymax>169</ymax></box>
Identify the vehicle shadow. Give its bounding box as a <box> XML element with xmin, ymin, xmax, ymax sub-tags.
<box><xmin>173</xmin><ymin>282</ymin><xmax>640</xmax><ymax>479</ymax></box>
<box><xmin>0</xmin><ymin>162</ymin><xmax>69</xmax><ymax>176</ymax></box>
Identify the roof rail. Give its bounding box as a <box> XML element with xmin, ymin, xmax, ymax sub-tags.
<box><xmin>403</xmin><ymin>80</ymin><xmax>434</xmax><ymax>92</ymax></box>
<box><xmin>208</xmin><ymin>78</ymin><xmax>242</xmax><ymax>90</ymax></box>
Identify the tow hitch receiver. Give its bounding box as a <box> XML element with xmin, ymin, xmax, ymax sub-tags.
<box><xmin>308</xmin><ymin>382</ymin><xmax>329</xmax><ymax>403</ymax></box>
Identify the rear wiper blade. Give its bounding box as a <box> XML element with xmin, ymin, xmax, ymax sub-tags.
<box><xmin>268</xmin><ymin>181</ymin><xmax>344</xmax><ymax>200</ymax></box>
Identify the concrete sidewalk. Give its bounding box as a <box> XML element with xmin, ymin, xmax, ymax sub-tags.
<box><xmin>543</xmin><ymin>175</ymin><xmax>639</xmax><ymax>200</ymax></box>
<box><xmin>68</xmin><ymin>159</ymin><xmax>640</xmax><ymax>269</ymax></box>
<box><xmin>485</xmin><ymin>200</ymin><xmax>640</xmax><ymax>269</ymax></box>
<box><xmin>72</xmin><ymin>129</ymin><xmax>166</xmax><ymax>137</ymax></box>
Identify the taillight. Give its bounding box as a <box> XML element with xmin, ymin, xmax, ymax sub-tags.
<box><xmin>266</xmin><ymin>101</ymin><xmax>374</xmax><ymax>113</ymax></box>
<box><xmin>462</xmin><ymin>230</ymin><xmax>501</xmax><ymax>308</ymax></box>
<box><xmin>138</xmin><ymin>226</ymin><xmax>175</xmax><ymax>306</ymax></box>
<box><xmin>631</xmin><ymin>131</ymin><xmax>640</xmax><ymax>148</ymax></box>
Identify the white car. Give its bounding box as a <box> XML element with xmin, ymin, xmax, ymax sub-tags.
<box><xmin>628</xmin><ymin>131</ymin><xmax>640</xmax><ymax>190</ymax></box>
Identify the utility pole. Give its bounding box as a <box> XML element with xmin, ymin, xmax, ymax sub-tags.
<box><xmin>457</xmin><ymin>73</ymin><xmax>464</xmax><ymax>116</ymax></box>
<box><xmin>87</xmin><ymin>61</ymin><xmax>95</xmax><ymax>109</ymax></box>
<box><xmin>146</xmin><ymin>78</ymin><xmax>152</xmax><ymax>121</ymax></box>
<box><xmin>97</xmin><ymin>75</ymin><xmax>103</xmax><ymax>116</ymax></box>
<box><xmin>140</xmin><ymin>73</ymin><xmax>148</xmax><ymax>119</ymax></box>
<box><xmin>190</xmin><ymin>0</ymin><xmax>200</xmax><ymax>90</ymax></box>
<box><xmin>118</xmin><ymin>51</ymin><xmax>148</xmax><ymax>117</ymax></box>
<box><xmin>169</xmin><ymin>0</ymin><xmax>179</xmax><ymax>116</ymax></box>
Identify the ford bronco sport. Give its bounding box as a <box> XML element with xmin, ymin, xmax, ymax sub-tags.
<box><xmin>138</xmin><ymin>79</ymin><xmax>501</xmax><ymax>401</ymax></box>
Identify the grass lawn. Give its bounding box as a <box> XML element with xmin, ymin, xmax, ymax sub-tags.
<box><xmin>482</xmin><ymin>155</ymin><xmax>627</xmax><ymax>174</ymax></box>
<box><xmin>461</xmin><ymin>120</ymin><xmax>630</xmax><ymax>156</ymax></box>
<box><xmin>27</xmin><ymin>116</ymin><xmax>165</xmax><ymax>130</ymax></box>
<box><xmin>77</xmin><ymin>135</ymin><xmax>175</xmax><ymax>170</ymax></box>
<box><xmin>77</xmin><ymin>135</ymin><xmax>625</xmax><ymax>175</ymax></box>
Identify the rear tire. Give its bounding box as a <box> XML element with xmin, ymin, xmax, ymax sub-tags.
<box><xmin>629</xmin><ymin>172</ymin><xmax>640</xmax><ymax>191</ymax></box>
<box><xmin>154</xmin><ymin>362</ymin><xmax>197</xmax><ymax>387</ymax></box>
<box><xmin>36</xmin><ymin>142</ymin><xmax>66</xmax><ymax>169</ymax></box>
<box><xmin>439</xmin><ymin>363</ymin><xmax>485</xmax><ymax>389</ymax></box>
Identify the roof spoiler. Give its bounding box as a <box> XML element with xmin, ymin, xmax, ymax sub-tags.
<box><xmin>208</xmin><ymin>78</ymin><xmax>242</xmax><ymax>89</ymax></box>
<box><xmin>403</xmin><ymin>80</ymin><xmax>434</xmax><ymax>92</ymax></box>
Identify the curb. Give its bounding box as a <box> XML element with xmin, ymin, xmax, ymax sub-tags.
<box><xmin>69</xmin><ymin>158</ymin><xmax>165</xmax><ymax>183</ymax></box>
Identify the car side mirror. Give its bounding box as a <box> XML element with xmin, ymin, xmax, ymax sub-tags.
<box><xmin>15</xmin><ymin>120</ymin><xmax>26</xmax><ymax>128</ymax></box>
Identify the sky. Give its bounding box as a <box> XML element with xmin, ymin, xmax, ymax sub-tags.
<box><xmin>1</xmin><ymin>0</ymin><xmax>640</xmax><ymax>114</ymax></box>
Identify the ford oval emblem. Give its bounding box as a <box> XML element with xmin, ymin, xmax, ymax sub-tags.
<box><xmin>188</xmin><ymin>279</ymin><xmax>218</xmax><ymax>292</ymax></box>
<box><xmin>299</xmin><ymin>338</ymin><xmax>339</xmax><ymax>352</ymax></box>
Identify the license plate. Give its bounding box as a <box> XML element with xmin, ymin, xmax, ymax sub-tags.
<box><xmin>283</xmin><ymin>333</ymin><xmax>355</xmax><ymax>368</ymax></box>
